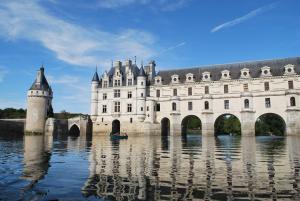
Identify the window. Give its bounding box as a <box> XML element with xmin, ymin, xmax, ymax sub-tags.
<box><xmin>103</xmin><ymin>81</ymin><xmax>108</xmax><ymax>88</ymax></box>
<box><xmin>265</xmin><ymin>98</ymin><xmax>271</xmax><ymax>108</ymax></box>
<box><xmin>172</xmin><ymin>102</ymin><xmax>176</xmax><ymax>111</ymax></box>
<box><xmin>290</xmin><ymin>97</ymin><xmax>296</xmax><ymax>106</ymax></box>
<box><xmin>141</xmin><ymin>93</ymin><xmax>144</xmax><ymax>97</ymax></box>
<box><xmin>114</xmin><ymin>102</ymin><xmax>120</xmax><ymax>112</ymax></box>
<box><xmin>264</xmin><ymin>82</ymin><xmax>269</xmax><ymax>91</ymax></box>
<box><xmin>224</xmin><ymin>85</ymin><xmax>229</xmax><ymax>93</ymax></box>
<box><xmin>127</xmin><ymin>104</ymin><xmax>132</xmax><ymax>112</ymax></box>
<box><xmin>141</xmin><ymin>107</ymin><xmax>143</xmax><ymax>111</ymax></box>
<box><xmin>224</xmin><ymin>100</ymin><xmax>229</xmax><ymax>109</ymax></box>
<box><xmin>103</xmin><ymin>93</ymin><xmax>107</xmax><ymax>100</ymax></box>
<box><xmin>205</xmin><ymin>86</ymin><xmax>209</xmax><ymax>94</ymax></box>
<box><xmin>102</xmin><ymin>118</ymin><xmax>103</xmax><ymax>122</ymax></box>
<box><xmin>244</xmin><ymin>99</ymin><xmax>249</xmax><ymax>109</ymax></box>
<box><xmin>204</xmin><ymin>101</ymin><xmax>209</xmax><ymax>110</ymax></box>
<box><xmin>288</xmin><ymin>81</ymin><xmax>294</xmax><ymax>89</ymax></box>
<box><xmin>188</xmin><ymin>87</ymin><xmax>192</xmax><ymax>96</ymax></box>
<box><xmin>130</xmin><ymin>118</ymin><xmax>133</xmax><ymax>123</ymax></box>
<box><xmin>147</xmin><ymin>106</ymin><xmax>149</xmax><ymax>111</ymax></box>
<box><xmin>114</xmin><ymin>79</ymin><xmax>121</xmax><ymax>86</ymax></box>
<box><xmin>156</xmin><ymin>90</ymin><xmax>160</xmax><ymax>97</ymax></box>
<box><xmin>141</xmin><ymin>81</ymin><xmax>144</xmax><ymax>86</ymax></box>
<box><xmin>188</xmin><ymin>102</ymin><xmax>193</xmax><ymax>110</ymax></box>
<box><xmin>102</xmin><ymin>105</ymin><xmax>107</xmax><ymax>113</ymax></box>
<box><xmin>173</xmin><ymin>88</ymin><xmax>177</xmax><ymax>96</ymax></box>
<box><xmin>243</xmin><ymin>84</ymin><xmax>248</xmax><ymax>92</ymax></box>
<box><xmin>156</xmin><ymin>103</ymin><xmax>160</xmax><ymax>112</ymax></box>
<box><xmin>128</xmin><ymin>91</ymin><xmax>132</xmax><ymax>99</ymax></box>
<box><xmin>128</xmin><ymin>79</ymin><xmax>132</xmax><ymax>86</ymax></box>
<box><xmin>114</xmin><ymin>89</ymin><xmax>120</xmax><ymax>98</ymax></box>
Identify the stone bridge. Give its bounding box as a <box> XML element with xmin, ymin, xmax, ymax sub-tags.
<box><xmin>67</xmin><ymin>115</ymin><xmax>92</xmax><ymax>136</ymax></box>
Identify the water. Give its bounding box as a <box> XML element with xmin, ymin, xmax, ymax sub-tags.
<box><xmin>1</xmin><ymin>134</ymin><xmax>300</xmax><ymax>201</ymax></box>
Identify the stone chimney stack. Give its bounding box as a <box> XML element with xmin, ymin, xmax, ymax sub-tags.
<box><xmin>125</xmin><ymin>59</ymin><xmax>132</xmax><ymax>74</ymax></box>
<box><xmin>147</xmin><ymin>60</ymin><xmax>156</xmax><ymax>81</ymax></box>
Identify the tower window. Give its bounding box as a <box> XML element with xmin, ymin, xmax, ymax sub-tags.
<box><xmin>141</xmin><ymin>107</ymin><xmax>143</xmax><ymax>111</ymax></box>
<box><xmin>290</xmin><ymin>97</ymin><xmax>296</xmax><ymax>106</ymax></box>
<box><xmin>188</xmin><ymin>87</ymin><xmax>192</xmax><ymax>96</ymax></box>
<box><xmin>288</xmin><ymin>81</ymin><xmax>294</xmax><ymax>89</ymax></box>
<box><xmin>114</xmin><ymin>102</ymin><xmax>120</xmax><ymax>112</ymax></box>
<box><xmin>188</xmin><ymin>102</ymin><xmax>193</xmax><ymax>110</ymax></box>
<box><xmin>205</xmin><ymin>86</ymin><xmax>209</xmax><ymax>94</ymax></box>
<box><xmin>173</xmin><ymin>88</ymin><xmax>177</xmax><ymax>96</ymax></box>
<box><xmin>265</xmin><ymin>98</ymin><xmax>271</xmax><ymax>108</ymax></box>
<box><xmin>224</xmin><ymin>100</ymin><xmax>229</xmax><ymax>109</ymax></box>
<box><xmin>141</xmin><ymin>81</ymin><xmax>144</xmax><ymax>85</ymax></box>
<box><xmin>204</xmin><ymin>101</ymin><xmax>209</xmax><ymax>110</ymax></box>
<box><xmin>244</xmin><ymin>99</ymin><xmax>249</xmax><ymax>108</ymax></box>
<box><xmin>264</xmin><ymin>82</ymin><xmax>270</xmax><ymax>91</ymax></box>
<box><xmin>224</xmin><ymin>85</ymin><xmax>229</xmax><ymax>93</ymax></box>
<box><xmin>172</xmin><ymin>102</ymin><xmax>176</xmax><ymax>111</ymax></box>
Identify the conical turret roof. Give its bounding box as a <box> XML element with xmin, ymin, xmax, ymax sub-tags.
<box><xmin>92</xmin><ymin>67</ymin><xmax>100</xmax><ymax>82</ymax></box>
<box><xmin>29</xmin><ymin>66</ymin><xmax>51</xmax><ymax>91</ymax></box>
<box><xmin>138</xmin><ymin>66</ymin><xmax>146</xmax><ymax>77</ymax></box>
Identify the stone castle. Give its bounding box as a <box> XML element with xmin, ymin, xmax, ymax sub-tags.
<box><xmin>91</xmin><ymin>57</ymin><xmax>300</xmax><ymax>136</ymax></box>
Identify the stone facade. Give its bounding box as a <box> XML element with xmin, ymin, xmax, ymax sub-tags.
<box><xmin>91</xmin><ymin>57</ymin><xmax>300</xmax><ymax>136</ymax></box>
<box><xmin>25</xmin><ymin>66</ymin><xmax>53</xmax><ymax>134</ymax></box>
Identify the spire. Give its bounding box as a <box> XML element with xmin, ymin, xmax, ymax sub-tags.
<box><xmin>92</xmin><ymin>66</ymin><xmax>100</xmax><ymax>82</ymax></box>
<box><xmin>29</xmin><ymin>65</ymin><xmax>50</xmax><ymax>91</ymax></box>
<box><xmin>138</xmin><ymin>62</ymin><xmax>146</xmax><ymax>77</ymax></box>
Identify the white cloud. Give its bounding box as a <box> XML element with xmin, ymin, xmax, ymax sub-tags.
<box><xmin>160</xmin><ymin>42</ymin><xmax>186</xmax><ymax>54</ymax></box>
<box><xmin>0</xmin><ymin>66</ymin><xmax>8</xmax><ymax>82</ymax></box>
<box><xmin>0</xmin><ymin>0</ymin><xmax>156</xmax><ymax>68</ymax></box>
<box><xmin>211</xmin><ymin>3</ymin><xmax>277</xmax><ymax>33</ymax></box>
<box><xmin>48</xmin><ymin>75</ymin><xmax>80</xmax><ymax>84</ymax></box>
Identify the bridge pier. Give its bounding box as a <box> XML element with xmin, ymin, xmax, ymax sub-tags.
<box><xmin>202</xmin><ymin>112</ymin><xmax>214</xmax><ymax>137</ymax></box>
<box><xmin>240</xmin><ymin>111</ymin><xmax>255</xmax><ymax>136</ymax></box>
<box><xmin>170</xmin><ymin>113</ymin><xmax>181</xmax><ymax>136</ymax></box>
<box><xmin>286</xmin><ymin>110</ymin><xmax>300</xmax><ymax>136</ymax></box>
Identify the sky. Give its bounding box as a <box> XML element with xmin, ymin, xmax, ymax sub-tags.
<box><xmin>0</xmin><ymin>0</ymin><xmax>299</xmax><ymax>113</ymax></box>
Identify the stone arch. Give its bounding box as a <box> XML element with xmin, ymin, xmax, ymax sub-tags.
<box><xmin>214</xmin><ymin>113</ymin><xmax>241</xmax><ymax>136</ymax></box>
<box><xmin>181</xmin><ymin>115</ymin><xmax>202</xmax><ymax>136</ymax></box>
<box><xmin>161</xmin><ymin>117</ymin><xmax>170</xmax><ymax>136</ymax></box>
<box><xmin>112</xmin><ymin>119</ymin><xmax>120</xmax><ymax>134</ymax></box>
<box><xmin>255</xmin><ymin>113</ymin><xmax>286</xmax><ymax>136</ymax></box>
<box><xmin>69</xmin><ymin>124</ymin><xmax>80</xmax><ymax>137</ymax></box>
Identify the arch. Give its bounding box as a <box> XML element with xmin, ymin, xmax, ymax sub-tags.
<box><xmin>290</xmin><ymin>97</ymin><xmax>296</xmax><ymax>106</ymax></box>
<box><xmin>181</xmin><ymin>115</ymin><xmax>202</xmax><ymax>136</ymax></box>
<box><xmin>112</xmin><ymin>119</ymin><xmax>120</xmax><ymax>134</ymax></box>
<box><xmin>244</xmin><ymin>99</ymin><xmax>249</xmax><ymax>108</ymax></box>
<box><xmin>69</xmin><ymin>124</ymin><xmax>80</xmax><ymax>137</ymax></box>
<box><xmin>255</xmin><ymin>113</ymin><xmax>286</xmax><ymax>136</ymax></box>
<box><xmin>161</xmin><ymin>118</ymin><xmax>170</xmax><ymax>136</ymax></box>
<box><xmin>214</xmin><ymin>114</ymin><xmax>241</xmax><ymax>136</ymax></box>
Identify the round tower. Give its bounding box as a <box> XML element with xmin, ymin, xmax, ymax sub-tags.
<box><xmin>137</xmin><ymin>65</ymin><xmax>147</xmax><ymax>122</ymax></box>
<box><xmin>91</xmin><ymin>67</ymin><xmax>99</xmax><ymax>122</ymax></box>
<box><xmin>25</xmin><ymin>66</ymin><xmax>53</xmax><ymax>134</ymax></box>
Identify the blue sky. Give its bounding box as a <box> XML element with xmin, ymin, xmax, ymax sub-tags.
<box><xmin>0</xmin><ymin>0</ymin><xmax>299</xmax><ymax>113</ymax></box>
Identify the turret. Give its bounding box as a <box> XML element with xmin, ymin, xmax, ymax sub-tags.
<box><xmin>91</xmin><ymin>67</ymin><xmax>99</xmax><ymax>122</ymax></box>
<box><xmin>136</xmin><ymin>64</ymin><xmax>147</xmax><ymax>122</ymax></box>
<box><xmin>25</xmin><ymin>66</ymin><xmax>53</xmax><ymax>134</ymax></box>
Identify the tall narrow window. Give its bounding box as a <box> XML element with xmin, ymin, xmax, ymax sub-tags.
<box><xmin>188</xmin><ymin>102</ymin><xmax>193</xmax><ymax>110</ymax></box>
<box><xmin>103</xmin><ymin>81</ymin><xmax>108</xmax><ymax>88</ymax></box>
<box><xmin>290</xmin><ymin>97</ymin><xmax>296</xmax><ymax>106</ymax></box>
<box><xmin>141</xmin><ymin>93</ymin><xmax>144</xmax><ymax>97</ymax></box>
<box><xmin>244</xmin><ymin>99</ymin><xmax>249</xmax><ymax>108</ymax></box>
<box><xmin>188</xmin><ymin>87</ymin><xmax>192</xmax><ymax>96</ymax></box>
<box><xmin>224</xmin><ymin>100</ymin><xmax>229</xmax><ymax>109</ymax></box>
<box><xmin>128</xmin><ymin>91</ymin><xmax>132</xmax><ymax>99</ymax></box>
<box><xmin>128</xmin><ymin>79</ymin><xmax>132</xmax><ymax>86</ymax></box>
<box><xmin>103</xmin><ymin>93</ymin><xmax>107</xmax><ymax>100</ymax></box>
<box><xmin>173</xmin><ymin>88</ymin><xmax>177</xmax><ymax>96</ymax></box>
<box><xmin>156</xmin><ymin>103</ymin><xmax>160</xmax><ymax>112</ymax></box>
<box><xmin>288</xmin><ymin>80</ymin><xmax>294</xmax><ymax>89</ymax></box>
<box><xmin>264</xmin><ymin>82</ymin><xmax>270</xmax><ymax>91</ymax></box>
<box><xmin>204</xmin><ymin>101</ymin><xmax>209</xmax><ymax>110</ymax></box>
<box><xmin>172</xmin><ymin>102</ymin><xmax>176</xmax><ymax>111</ymax></box>
<box><xmin>141</xmin><ymin>107</ymin><xmax>143</xmax><ymax>111</ymax></box>
<box><xmin>130</xmin><ymin>118</ymin><xmax>133</xmax><ymax>123</ymax></box>
<box><xmin>114</xmin><ymin>89</ymin><xmax>120</xmax><ymax>98</ymax></box>
<box><xmin>265</xmin><ymin>98</ymin><xmax>271</xmax><ymax>108</ymax></box>
<box><xmin>224</xmin><ymin>85</ymin><xmax>229</xmax><ymax>93</ymax></box>
<box><xmin>243</xmin><ymin>83</ymin><xmax>248</xmax><ymax>92</ymax></box>
<box><xmin>156</xmin><ymin>90</ymin><xmax>160</xmax><ymax>97</ymax></box>
<box><xmin>127</xmin><ymin>104</ymin><xmax>132</xmax><ymax>112</ymax></box>
<box><xmin>114</xmin><ymin>102</ymin><xmax>120</xmax><ymax>112</ymax></box>
<box><xmin>205</xmin><ymin>86</ymin><xmax>209</xmax><ymax>94</ymax></box>
<box><xmin>102</xmin><ymin>105</ymin><xmax>107</xmax><ymax>113</ymax></box>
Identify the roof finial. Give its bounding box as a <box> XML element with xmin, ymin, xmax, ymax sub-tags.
<box><xmin>96</xmin><ymin>65</ymin><xmax>98</xmax><ymax>73</ymax></box>
<box><xmin>141</xmin><ymin>59</ymin><xmax>143</xmax><ymax>67</ymax></box>
<box><xmin>134</xmin><ymin>56</ymin><xmax>136</xmax><ymax>65</ymax></box>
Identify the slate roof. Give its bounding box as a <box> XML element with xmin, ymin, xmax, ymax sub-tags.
<box><xmin>156</xmin><ymin>57</ymin><xmax>300</xmax><ymax>85</ymax></box>
<box><xmin>29</xmin><ymin>67</ymin><xmax>52</xmax><ymax>92</ymax></box>
<box><xmin>92</xmin><ymin>71</ymin><xmax>100</xmax><ymax>82</ymax></box>
<box><xmin>138</xmin><ymin>66</ymin><xmax>146</xmax><ymax>77</ymax></box>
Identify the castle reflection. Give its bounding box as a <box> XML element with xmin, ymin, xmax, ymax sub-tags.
<box><xmin>82</xmin><ymin>135</ymin><xmax>300</xmax><ymax>200</ymax></box>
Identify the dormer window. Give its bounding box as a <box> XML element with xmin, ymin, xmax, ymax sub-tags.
<box><xmin>155</xmin><ymin>76</ymin><xmax>162</xmax><ymax>85</ymax></box>
<box><xmin>221</xmin><ymin>70</ymin><xmax>230</xmax><ymax>80</ymax></box>
<box><xmin>284</xmin><ymin>64</ymin><xmax>296</xmax><ymax>75</ymax></box>
<box><xmin>185</xmin><ymin>73</ymin><xmax>194</xmax><ymax>82</ymax></box>
<box><xmin>202</xmin><ymin>71</ymin><xmax>211</xmax><ymax>81</ymax></box>
<box><xmin>240</xmin><ymin>68</ymin><xmax>251</xmax><ymax>79</ymax></box>
<box><xmin>171</xmin><ymin>74</ymin><xmax>179</xmax><ymax>84</ymax></box>
<box><xmin>114</xmin><ymin>79</ymin><xmax>121</xmax><ymax>86</ymax></box>
<box><xmin>261</xmin><ymin>66</ymin><xmax>272</xmax><ymax>77</ymax></box>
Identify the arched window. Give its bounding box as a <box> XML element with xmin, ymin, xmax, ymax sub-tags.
<box><xmin>172</xmin><ymin>102</ymin><xmax>176</xmax><ymax>111</ymax></box>
<box><xmin>204</xmin><ymin>101</ymin><xmax>209</xmax><ymax>110</ymax></box>
<box><xmin>290</xmin><ymin>97</ymin><xmax>296</xmax><ymax>106</ymax></box>
<box><xmin>244</xmin><ymin>99</ymin><xmax>249</xmax><ymax>108</ymax></box>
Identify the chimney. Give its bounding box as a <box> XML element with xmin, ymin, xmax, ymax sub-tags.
<box><xmin>125</xmin><ymin>59</ymin><xmax>132</xmax><ymax>74</ymax></box>
<box><xmin>148</xmin><ymin>60</ymin><xmax>156</xmax><ymax>80</ymax></box>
